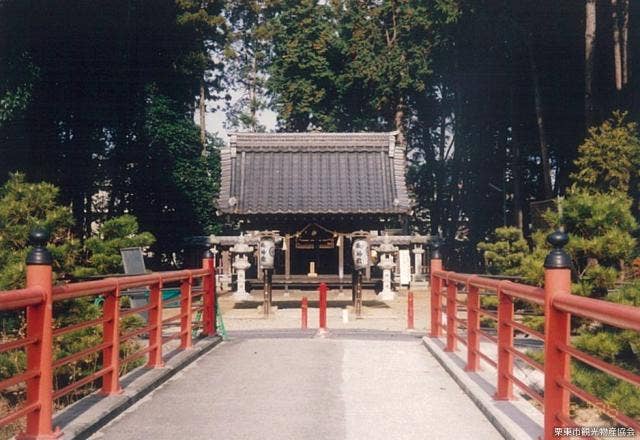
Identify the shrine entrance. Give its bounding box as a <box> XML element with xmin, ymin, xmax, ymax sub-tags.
<box><xmin>290</xmin><ymin>223</ymin><xmax>339</xmax><ymax>276</ymax></box>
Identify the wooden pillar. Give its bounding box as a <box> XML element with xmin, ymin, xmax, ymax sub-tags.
<box><xmin>284</xmin><ymin>235</ymin><xmax>291</xmax><ymax>278</ymax></box>
<box><xmin>365</xmin><ymin>236</ymin><xmax>371</xmax><ymax>280</ymax></box>
<box><xmin>338</xmin><ymin>234</ymin><xmax>344</xmax><ymax>280</ymax></box>
<box><xmin>284</xmin><ymin>235</ymin><xmax>291</xmax><ymax>292</ymax></box>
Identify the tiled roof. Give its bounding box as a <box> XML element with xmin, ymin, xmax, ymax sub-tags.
<box><xmin>216</xmin><ymin>132</ymin><xmax>411</xmax><ymax>215</ymax></box>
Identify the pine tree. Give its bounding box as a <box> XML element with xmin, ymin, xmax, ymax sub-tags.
<box><xmin>571</xmin><ymin>111</ymin><xmax>640</xmax><ymax>194</ymax></box>
<box><xmin>0</xmin><ymin>173</ymin><xmax>77</xmax><ymax>289</ymax></box>
<box><xmin>74</xmin><ymin>215</ymin><xmax>155</xmax><ymax>277</ymax></box>
<box><xmin>477</xmin><ymin>227</ymin><xmax>529</xmax><ymax>275</ymax></box>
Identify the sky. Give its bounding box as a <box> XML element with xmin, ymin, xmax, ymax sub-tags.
<box><xmin>196</xmin><ymin>96</ymin><xmax>278</xmax><ymax>145</ymax></box>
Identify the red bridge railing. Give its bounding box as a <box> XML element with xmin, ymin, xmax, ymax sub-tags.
<box><xmin>0</xmin><ymin>231</ymin><xmax>217</xmax><ymax>439</ymax></box>
<box><xmin>429</xmin><ymin>232</ymin><xmax>640</xmax><ymax>439</ymax></box>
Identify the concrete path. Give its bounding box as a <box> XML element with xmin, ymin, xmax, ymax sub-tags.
<box><xmin>90</xmin><ymin>331</ymin><xmax>502</xmax><ymax>440</ymax></box>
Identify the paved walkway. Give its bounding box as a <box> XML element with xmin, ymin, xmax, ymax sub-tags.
<box><xmin>90</xmin><ymin>331</ymin><xmax>502</xmax><ymax>440</ymax></box>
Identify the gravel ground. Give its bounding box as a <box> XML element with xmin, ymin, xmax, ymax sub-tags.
<box><xmin>217</xmin><ymin>286</ymin><xmax>430</xmax><ymax>333</ymax></box>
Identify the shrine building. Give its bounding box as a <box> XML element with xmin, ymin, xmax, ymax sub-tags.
<box><xmin>213</xmin><ymin>131</ymin><xmax>428</xmax><ymax>290</ymax></box>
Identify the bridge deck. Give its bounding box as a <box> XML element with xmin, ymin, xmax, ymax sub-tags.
<box><xmin>90</xmin><ymin>331</ymin><xmax>501</xmax><ymax>440</ymax></box>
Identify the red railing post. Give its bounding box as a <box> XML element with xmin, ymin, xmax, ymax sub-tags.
<box><xmin>495</xmin><ymin>284</ymin><xmax>514</xmax><ymax>400</ymax></box>
<box><xmin>445</xmin><ymin>280</ymin><xmax>457</xmax><ymax>352</ymax></box>
<box><xmin>429</xmin><ymin>242</ymin><xmax>443</xmax><ymax>337</ymax></box>
<box><xmin>319</xmin><ymin>282</ymin><xmax>328</xmax><ymax>330</ymax></box>
<box><xmin>146</xmin><ymin>277</ymin><xmax>164</xmax><ymax>368</ymax></box>
<box><xmin>202</xmin><ymin>250</ymin><xmax>216</xmax><ymax>336</ymax></box>
<box><xmin>465</xmin><ymin>282</ymin><xmax>481</xmax><ymax>372</ymax></box>
<box><xmin>543</xmin><ymin>231</ymin><xmax>572</xmax><ymax>439</ymax></box>
<box><xmin>180</xmin><ymin>275</ymin><xmax>193</xmax><ymax>349</ymax></box>
<box><xmin>19</xmin><ymin>229</ymin><xmax>60</xmax><ymax>439</ymax></box>
<box><xmin>101</xmin><ymin>283</ymin><xmax>122</xmax><ymax>395</ymax></box>
<box><xmin>407</xmin><ymin>291</ymin><xmax>414</xmax><ymax>330</ymax></box>
<box><xmin>301</xmin><ymin>296</ymin><xmax>308</xmax><ymax>329</ymax></box>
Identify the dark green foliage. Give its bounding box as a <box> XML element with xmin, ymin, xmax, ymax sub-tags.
<box><xmin>338</xmin><ymin>0</ymin><xmax>453</xmax><ymax>131</ymax></box>
<box><xmin>0</xmin><ymin>0</ymin><xmax>226</xmax><ymax>253</ymax></box>
<box><xmin>476</xmin><ymin>115</ymin><xmax>640</xmax><ymax>421</ymax></box>
<box><xmin>477</xmin><ymin>227</ymin><xmax>529</xmax><ymax>275</ymax></box>
<box><xmin>0</xmin><ymin>174</ymin><xmax>148</xmax><ymax>428</ymax></box>
<box><xmin>571</xmin><ymin>111</ymin><xmax>640</xmax><ymax>194</ymax></box>
<box><xmin>74</xmin><ymin>215</ymin><xmax>155</xmax><ymax>277</ymax></box>
<box><xmin>0</xmin><ymin>52</ymin><xmax>38</xmax><ymax>126</ymax></box>
<box><xmin>546</xmin><ymin>189</ymin><xmax>637</xmax><ymax>296</ymax></box>
<box><xmin>573</xmin><ymin>325</ymin><xmax>640</xmax><ymax>419</ymax></box>
<box><xmin>268</xmin><ymin>0</ymin><xmax>344</xmax><ymax>131</ymax></box>
<box><xmin>0</xmin><ymin>173</ymin><xmax>77</xmax><ymax>289</ymax></box>
<box><xmin>132</xmin><ymin>87</ymin><xmax>221</xmax><ymax>260</ymax></box>
<box><xmin>224</xmin><ymin>0</ymin><xmax>278</xmax><ymax>131</ymax></box>
<box><xmin>267</xmin><ymin>0</ymin><xmax>458</xmax><ymax>133</ymax></box>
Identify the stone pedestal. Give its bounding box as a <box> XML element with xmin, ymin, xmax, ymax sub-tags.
<box><xmin>232</xmin><ymin>255</ymin><xmax>251</xmax><ymax>299</ymax></box>
<box><xmin>230</xmin><ymin>235</ymin><xmax>253</xmax><ymax>300</ymax></box>
<box><xmin>412</xmin><ymin>244</ymin><xmax>425</xmax><ymax>282</ymax></box>
<box><xmin>378</xmin><ymin>254</ymin><xmax>396</xmax><ymax>300</ymax></box>
<box><xmin>376</xmin><ymin>234</ymin><xmax>398</xmax><ymax>300</ymax></box>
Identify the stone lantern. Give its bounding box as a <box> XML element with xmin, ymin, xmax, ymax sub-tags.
<box><xmin>377</xmin><ymin>234</ymin><xmax>398</xmax><ymax>300</ymax></box>
<box><xmin>230</xmin><ymin>234</ymin><xmax>253</xmax><ymax>299</ymax></box>
<box><xmin>411</xmin><ymin>244</ymin><xmax>425</xmax><ymax>282</ymax></box>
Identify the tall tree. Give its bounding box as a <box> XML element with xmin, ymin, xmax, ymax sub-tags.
<box><xmin>339</xmin><ymin>0</ymin><xmax>456</xmax><ymax>143</ymax></box>
<box><xmin>621</xmin><ymin>0</ymin><xmax>630</xmax><ymax>87</ymax></box>
<box><xmin>225</xmin><ymin>0</ymin><xmax>278</xmax><ymax>132</ymax></box>
<box><xmin>585</xmin><ymin>0</ymin><xmax>596</xmax><ymax>128</ymax></box>
<box><xmin>571</xmin><ymin>111</ymin><xmax>640</xmax><ymax>195</ymax></box>
<box><xmin>1</xmin><ymin>0</ymin><xmax>227</xmax><ymax>262</ymax></box>
<box><xmin>528</xmin><ymin>38</ymin><xmax>554</xmax><ymax>199</ymax></box>
<box><xmin>612</xmin><ymin>0</ymin><xmax>623</xmax><ymax>91</ymax></box>
<box><xmin>268</xmin><ymin>0</ymin><xmax>344</xmax><ymax>131</ymax></box>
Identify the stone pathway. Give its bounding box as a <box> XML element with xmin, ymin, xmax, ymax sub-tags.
<box><xmin>89</xmin><ymin>332</ymin><xmax>502</xmax><ymax>440</ymax></box>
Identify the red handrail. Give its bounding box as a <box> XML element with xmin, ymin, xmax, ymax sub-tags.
<box><xmin>429</xmin><ymin>254</ymin><xmax>640</xmax><ymax>439</ymax></box>
<box><xmin>0</xmin><ymin>255</ymin><xmax>217</xmax><ymax>438</ymax></box>
<box><xmin>0</xmin><ymin>286</ymin><xmax>45</xmax><ymax>311</ymax></box>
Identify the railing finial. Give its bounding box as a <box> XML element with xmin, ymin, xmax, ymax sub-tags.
<box><xmin>430</xmin><ymin>237</ymin><xmax>442</xmax><ymax>260</ymax></box>
<box><xmin>202</xmin><ymin>247</ymin><xmax>214</xmax><ymax>259</ymax></box>
<box><xmin>544</xmin><ymin>230</ymin><xmax>570</xmax><ymax>269</ymax></box>
<box><xmin>26</xmin><ymin>228</ymin><xmax>53</xmax><ymax>265</ymax></box>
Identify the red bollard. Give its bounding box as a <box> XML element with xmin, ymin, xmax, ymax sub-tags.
<box><xmin>318</xmin><ymin>282</ymin><xmax>328</xmax><ymax>330</ymax></box>
<box><xmin>301</xmin><ymin>296</ymin><xmax>308</xmax><ymax>329</ymax></box>
<box><xmin>407</xmin><ymin>291</ymin><xmax>415</xmax><ymax>330</ymax></box>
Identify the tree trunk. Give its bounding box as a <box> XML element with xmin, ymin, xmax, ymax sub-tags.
<box><xmin>621</xmin><ymin>0</ymin><xmax>630</xmax><ymax>86</ymax></box>
<box><xmin>510</xmin><ymin>85</ymin><xmax>524</xmax><ymax>231</ymax></box>
<box><xmin>394</xmin><ymin>97</ymin><xmax>406</xmax><ymax>147</ymax></box>
<box><xmin>250</xmin><ymin>52</ymin><xmax>258</xmax><ymax>132</ymax></box>
<box><xmin>612</xmin><ymin>0</ymin><xmax>623</xmax><ymax>91</ymax></box>
<box><xmin>512</xmin><ymin>141</ymin><xmax>524</xmax><ymax>230</ymax></box>
<box><xmin>528</xmin><ymin>41</ymin><xmax>554</xmax><ymax>200</ymax></box>
<box><xmin>585</xmin><ymin>0</ymin><xmax>596</xmax><ymax>129</ymax></box>
<box><xmin>199</xmin><ymin>81</ymin><xmax>206</xmax><ymax>152</ymax></box>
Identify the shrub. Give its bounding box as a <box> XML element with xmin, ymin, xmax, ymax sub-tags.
<box><xmin>74</xmin><ymin>215</ymin><xmax>155</xmax><ymax>277</ymax></box>
<box><xmin>477</xmin><ymin>227</ymin><xmax>529</xmax><ymax>276</ymax></box>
